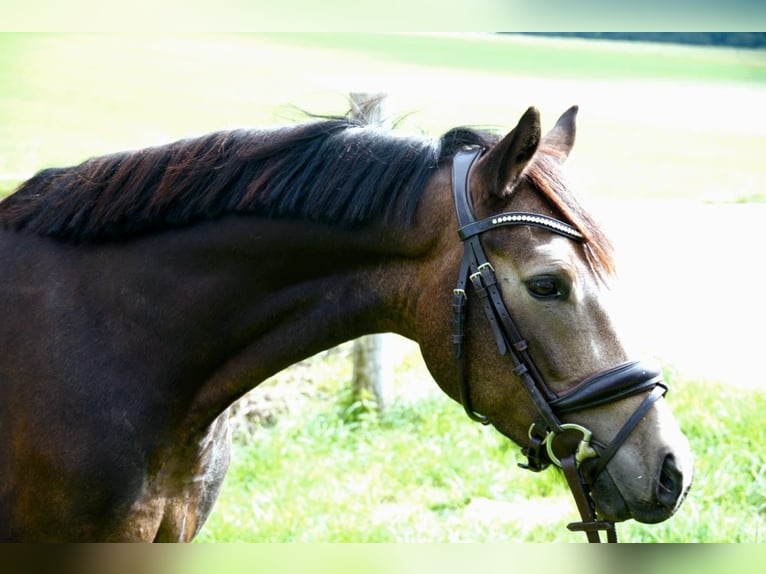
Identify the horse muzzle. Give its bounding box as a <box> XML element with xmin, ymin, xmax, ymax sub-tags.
<box><xmin>560</xmin><ymin>361</ymin><xmax>694</xmax><ymax>525</ymax></box>
<box><xmin>587</xmin><ymin>447</ymin><xmax>693</xmax><ymax>525</ymax></box>
<box><xmin>522</xmin><ymin>360</ymin><xmax>693</xmax><ymax>537</ymax></box>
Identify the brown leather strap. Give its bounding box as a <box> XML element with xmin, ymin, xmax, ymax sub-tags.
<box><xmin>561</xmin><ymin>454</ymin><xmax>617</xmax><ymax>543</ymax></box>
<box><xmin>551</xmin><ymin>361</ymin><xmax>665</xmax><ymax>414</ymax></box>
<box><xmin>586</xmin><ymin>384</ymin><xmax>667</xmax><ymax>482</ymax></box>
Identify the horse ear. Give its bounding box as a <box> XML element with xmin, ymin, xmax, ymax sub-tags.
<box><xmin>541</xmin><ymin>105</ymin><xmax>578</xmax><ymax>161</ymax></box>
<box><xmin>472</xmin><ymin>106</ymin><xmax>541</xmax><ymax>202</ymax></box>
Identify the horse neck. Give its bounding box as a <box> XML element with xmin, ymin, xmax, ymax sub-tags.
<box><xmin>115</xmin><ymin>211</ymin><xmax>440</xmax><ymax>426</ymax></box>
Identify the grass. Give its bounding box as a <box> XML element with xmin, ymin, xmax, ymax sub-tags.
<box><xmin>734</xmin><ymin>193</ymin><xmax>766</xmax><ymax>203</ymax></box>
<box><xmin>275</xmin><ymin>33</ymin><xmax>766</xmax><ymax>84</ymax></box>
<box><xmin>195</xmin><ymin>342</ymin><xmax>766</xmax><ymax>543</ymax></box>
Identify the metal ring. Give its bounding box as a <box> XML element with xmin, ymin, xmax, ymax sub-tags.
<box><xmin>542</xmin><ymin>423</ymin><xmax>598</xmax><ymax>468</ymax></box>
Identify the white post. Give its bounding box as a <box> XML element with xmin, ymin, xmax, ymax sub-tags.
<box><xmin>349</xmin><ymin>92</ymin><xmax>392</xmax><ymax>413</ymax></box>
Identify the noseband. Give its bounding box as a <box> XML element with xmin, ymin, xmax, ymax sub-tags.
<box><xmin>451</xmin><ymin>148</ymin><xmax>667</xmax><ymax>543</ymax></box>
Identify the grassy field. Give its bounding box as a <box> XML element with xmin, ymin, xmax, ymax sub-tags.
<box><xmin>2</xmin><ymin>33</ymin><xmax>765</xmax><ymax>202</ymax></box>
<box><xmin>196</xmin><ymin>341</ymin><xmax>766</xmax><ymax>542</ymax></box>
<box><xmin>275</xmin><ymin>33</ymin><xmax>766</xmax><ymax>84</ymax></box>
<box><xmin>2</xmin><ymin>34</ymin><xmax>766</xmax><ymax>542</ymax></box>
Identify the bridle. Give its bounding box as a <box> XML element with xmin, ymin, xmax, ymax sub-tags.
<box><xmin>451</xmin><ymin>147</ymin><xmax>667</xmax><ymax>543</ymax></box>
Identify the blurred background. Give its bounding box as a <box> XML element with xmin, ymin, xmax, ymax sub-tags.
<box><xmin>1</xmin><ymin>33</ymin><xmax>765</xmax><ymax>543</ymax></box>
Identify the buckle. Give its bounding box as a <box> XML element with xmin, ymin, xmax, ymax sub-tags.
<box><xmin>477</xmin><ymin>262</ymin><xmax>494</xmax><ymax>273</ymax></box>
<box><xmin>518</xmin><ymin>423</ymin><xmax>550</xmax><ymax>472</ymax></box>
<box><xmin>567</xmin><ymin>520</ymin><xmax>618</xmax><ymax>543</ymax></box>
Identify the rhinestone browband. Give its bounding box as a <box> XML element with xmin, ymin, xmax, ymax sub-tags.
<box><xmin>458</xmin><ymin>211</ymin><xmax>585</xmax><ymax>242</ymax></box>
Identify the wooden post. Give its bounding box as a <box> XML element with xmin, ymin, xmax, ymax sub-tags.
<box><xmin>348</xmin><ymin>92</ymin><xmax>388</xmax><ymax>126</ymax></box>
<box><xmin>348</xmin><ymin>92</ymin><xmax>391</xmax><ymax>413</ymax></box>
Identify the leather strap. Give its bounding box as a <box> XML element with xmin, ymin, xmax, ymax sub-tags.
<box><xmin>459</xmin><ymin>212</ymin><xmax>584</xmax><ymax>242</ymax></box>
<box><xmin>451</xmin><ymin>148</ymin><xmax>563</xmax><ymax>429</ymax></box>
<box><xmin>562</xmin><ymin>454</ymin><xmax>617</xmax><ymax>543</ymax></box>
<box><xmin>452</xmin><ymin>147</ymin><xmax>481</xmax><ymax>230</ymax></box>
<box><xmin>585</xmin><ymin>384</ymin><xmax>667</xmax><ymax>482</ymax></box>
<box><xmin>551</xmin><ymin>361</ymin><xmax>665</xmax><ymax>414</ymax></box>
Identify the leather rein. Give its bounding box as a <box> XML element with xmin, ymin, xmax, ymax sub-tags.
<box><xmin>450</xmin><ymin>148</ymin><xmax>667</xmax><ymax>543</ymax></box>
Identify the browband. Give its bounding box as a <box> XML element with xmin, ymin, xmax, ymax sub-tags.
<box><xmin>459</xmin><ymin>212</ymin><xmax>584</xmax><ymax>242</ymax></box>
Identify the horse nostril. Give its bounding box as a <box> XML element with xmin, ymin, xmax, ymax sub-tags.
<box><xmin>657</xmin><ymin>454</ymin><xmax>683</xmax><ymax>509</ymax></box>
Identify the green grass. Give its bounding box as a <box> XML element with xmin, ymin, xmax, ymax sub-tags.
<box><xmin>196</xmin><ymin>344</ymin><xmax>766</xmax><ymax>542</ymax></box>
<box><xmin>275</xmin><ymin>33</ymin><xmax>766</xmax><ymax>84</ymax></box>
<box><xmin>734</xmin><ymin>193</ymin><xmax>766</xmax><ymax>203</ymax></box>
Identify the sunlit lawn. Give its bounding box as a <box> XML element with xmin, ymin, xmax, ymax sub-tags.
<box><xmin>196</xmin><ymin>342</ymin><xmax>766</xmax><ymax>542</ymax></box>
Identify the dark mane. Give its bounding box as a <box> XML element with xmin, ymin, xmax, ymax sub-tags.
<box><xmin>0</xmin><ymin>120</ymin><xmax>496</xmax><ymax>242</ymax></box>
<box><xmin>0</xmin><ymin>119</ymin><xmax>613</xmax><ymax>278</ymax></box>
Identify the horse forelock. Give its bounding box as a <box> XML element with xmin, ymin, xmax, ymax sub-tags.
<box><xmin>524</xmin><ymin>149</ymin><xmax>616</xmax><ymax>281</ymax></box>
<box><xmin>0</xmin><ymin>120</ymin><xmax>498</xmax><ymax>243</ymax></box>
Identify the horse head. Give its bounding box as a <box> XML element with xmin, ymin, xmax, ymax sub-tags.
<box><xmin>415</xmin><ymin>106</ymin><xmax>693</xmax><ymax>532</ymax></box>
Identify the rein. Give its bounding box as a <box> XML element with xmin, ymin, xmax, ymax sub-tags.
<box><xmin>450</xmin><ymin>148</ymin><xmax>667</xmax><ymax>543</ymax></box>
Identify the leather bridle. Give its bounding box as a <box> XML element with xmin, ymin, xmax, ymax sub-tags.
<box><xmin>451</xmin><ymin>148</ymin><xmax>668</xmax><ymax>543</ymax></box>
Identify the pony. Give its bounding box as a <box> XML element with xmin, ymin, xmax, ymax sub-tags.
<box><xmin>0</xmin><ymin>106</ymin><xmax>692</xmax><ymax>541</ymax></box>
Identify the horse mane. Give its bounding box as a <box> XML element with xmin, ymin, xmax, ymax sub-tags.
<box><xmin>0</xmin><ymin>117</ymin><xmax>613</xmax><ymax>277</ymax></box>
<box><xmin>0</xmin><ymin>119</ymin><xmax>494</xmax><ymax>242</ymax></box>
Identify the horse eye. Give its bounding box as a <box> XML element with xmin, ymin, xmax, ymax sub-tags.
<box><xmin>526</xmin><ymin>276</ymin><xmax>560</xmax><ymax>299</ymax></box>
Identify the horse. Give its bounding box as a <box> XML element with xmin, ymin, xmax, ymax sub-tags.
<box><xmin>0</xmin><ymin>106</ymin><xmax>693</xmax><ymax>542</ymax></box>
